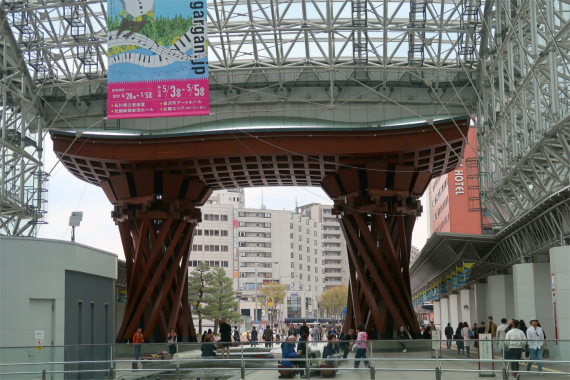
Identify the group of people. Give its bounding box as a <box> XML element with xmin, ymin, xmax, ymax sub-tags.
<box><xmin>442</xmin><ymin>316</ymin><xmax>547</xmax><ymax>378</ymax></box>
<box><xmin>280</xmin><ymin>322</ymin><xmax>369</xmax><ymax>377</ymax></box>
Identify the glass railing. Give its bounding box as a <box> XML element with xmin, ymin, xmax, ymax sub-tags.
<box><xmin>0</xmin><ymin>339</ymin><xmax>568</xmax><ymax>379</ymax></box>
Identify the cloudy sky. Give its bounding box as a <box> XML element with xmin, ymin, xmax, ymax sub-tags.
<box><xmin>37</xmin><ymin>137</ymin><xmax>429</xmax><ymax>259</ymax></box>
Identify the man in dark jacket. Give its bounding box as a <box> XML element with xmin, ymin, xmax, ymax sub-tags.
<box><xmin>281</xmin><ymin>336</ymin><xmax>302</xmax><ymax>368</ymax></box>
<box><xmin>339</xmin><ymin>329</ymin><xmax>356</xmax><ymax>358</ymax></box>
<box><xmin>263</xmin><ymin>325</ymin><xmax>273</xmax><ymax>347</ymax></box>
<box><xmin>444</xmin><ymin>323</ymin><xmax>454</xmax><ymax>349</ymax></box>
<box><xmin>251</xmin><ymin>327</ymin><xmax>258</xmax><ymax>347</ymax></box>
<box><xmin>300</xmin><ymin>322</ymin><xmax>310</xmax><ymax>337</ymax></box>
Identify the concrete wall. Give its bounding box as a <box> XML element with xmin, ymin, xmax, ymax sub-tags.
<box><xmin>486</xmin><ymin>275</ymin><xmax>514</xmax><ymax>321</ymax></box>
<box><xmin>474</xmin><ymin>283</ymin><xmax>487</xmax><ymax>324</ymax></box>
<box><xmin>513</xmin><ymin>262</ymin><xmax>553</xmax><ymax>335</ymax></box>
<box><xmin>0</xmin><ymin>236</ymin><xmax>117</xmax><ymax>348</ymax></box>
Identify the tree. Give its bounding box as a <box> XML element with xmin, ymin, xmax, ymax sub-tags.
<box><xmin>188</xmin><ymin>261</ymin><xmax>211</xmax><ymax>335</ymax></box>
<box><xmin>259</xmin><ymin>282</ymin><xmax>287</xmax><ymax>326</ymax></box>
<box><xmin>202</xmin><ymin>266</ymin><xmax>241</xmax><ymax>334</ymax></box>
<box><xmin>319</xmin><ymin>286</ymin><xmax>348</xmax><ymax>322</ymax></box>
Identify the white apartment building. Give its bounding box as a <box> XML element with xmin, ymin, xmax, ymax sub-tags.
<box><xmin>236</xmin><ymin>207</ymin><xmax>326</xmax><ymax>322</ymax></box>
<box><xmin>296</xmin><ymin>203</ymin><xmax>350</xmax><ymax>289</ymax></box>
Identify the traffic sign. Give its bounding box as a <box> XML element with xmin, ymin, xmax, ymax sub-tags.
<box><xmin>267</xmin><ymin>297</ymin><xmax>274</xmax><ymax>307</ymax></box>
<box><xmin>254</xmin><ymin>320</ymin><xmax>259</xmax><ymax>325</ymax></box>
<box><xmin>343</xmin><ymin>307</ymin><xmax>347</xmax><ymax>316</ymax></box>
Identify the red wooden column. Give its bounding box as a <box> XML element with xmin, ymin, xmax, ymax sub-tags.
<box><xmin>322</xmin><ymin>163</ymin><xmax>432</xmax><ymax>339</ymax></box>
<box><xmin>101</xmin><ymin>171</ymin><xmax>212</xmax><ymax>342</ymax></box>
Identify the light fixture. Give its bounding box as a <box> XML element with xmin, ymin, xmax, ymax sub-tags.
<box><xmin>69</xmin><ymin>211</ymin><xmax>83</xmax><ymax>242</ymax></box>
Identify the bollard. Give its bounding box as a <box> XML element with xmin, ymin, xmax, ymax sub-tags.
<box><xmin>435</xmin><ymin>367</ymin><xmax>442</xmax><ymax>380</ymax></box>
<box><xmin>370</xmin><ymin>362</ymin><xmax>375</xmax><ymax>380</ymax></box>
<box><xmin>241</xmin><ymin>359</ymin><xmax>246</xmax><ymax>380</ymax></box>
<box><xmin>42</xmin><ymin>368</ymin><xmax>46</xmax><ymax>380</ymax></box>
<box><xmin>501</xmin><ymin>367</ymin><xmax>508</xmax><ymax>380</ymax></box>
<box><xmin>306</xmin><ymin>353</ymin><xmax>310</xmax><ymax>380</ymax></box>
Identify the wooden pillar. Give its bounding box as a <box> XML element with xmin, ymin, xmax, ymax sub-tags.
<box><xmin>322</xmin><ymin>163</ymin><xmax>431</xmax><ymax>339</ymax></box>
<box><xmin>101</xmin><ymin>171</ymin><xmax>212</xmax><ymax>342</ymax></box>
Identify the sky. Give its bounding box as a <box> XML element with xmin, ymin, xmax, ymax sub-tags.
<box><xmin>37</xmin><ymin>137</ymin><xmax>430</xmax><ymax>260</ymax></box>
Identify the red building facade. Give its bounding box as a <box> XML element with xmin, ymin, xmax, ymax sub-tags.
<box><xmin>429</xmin><ymin>125</ymin><xmax>483</xmax><ymax>234</ymax></box>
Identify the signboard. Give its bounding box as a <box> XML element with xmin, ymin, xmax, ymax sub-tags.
<box><xmin>254</xmin><ymin>320</ymin><xmax>258</xmax><ymax>325</ymax></box>
<box><xmin>552</xmin><ymin>273</ymin><xmax>558</xmax><ymax>341</ymax></box>
<box><xmin>477</xmin><ymin>333</ymin><xmax>495</xmax><ymax>377</ymax></box>
<box><xmin>343</xmin><ymin>306</ymin><xmax>347</xmax><ymax>316</ymax></box>
<box><xmin>107</xmin><ymin>0</ymin><xmax>209</xmax><ymax>119</ymax></box>
<box><xmin>35</xmin><ymin>330</ymin><xmax>44</xmax><ymax>351</ymax></box>
<box><xmin>267</xmin><ymin>297</ymin><xmax>274</xmax><ymax>307</ymax></box>
<box><xmin>431</xmin><ymin>330</ymin><xmax>441</xmax><ymax>358</ymax></box>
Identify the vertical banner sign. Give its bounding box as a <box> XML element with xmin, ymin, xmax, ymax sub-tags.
<box><xmin>440</xmin><ymin>277</ymin><xmax>448</xmax><ymax>295</ymax></box>
<box><xmin>431</xmin><ymin>329</ymin><xmax>441</xmax><ymax>358</ymax></box>
<box><xmin>478</xmin><ymin>333</ymin><xmax>495</xmax><ymax>375</ymax></box>
<box><xmin>447</xmin><ymin>274</ymin><xmax>453</xmax><ymax>291</ymax></box>
<box><xmin>457</xmin><ymin>266</ymin><xmax>466</xmax><ymax>286</ymax></box>
<box><xmin>552</xmin><ymin>273</ymin><xmax>558</xmax><ymax>341</ymax></box>
<box><xmin>107</xmin><ymin>0</ymin><xmax>209</xmax><ymax>119</ymax></box>
<box><xmin>452</xmin><ymin>271</ymin><xmax>458</xmax><ymax>289</ymax></box>
<box><xmin>464</xmin><ymin>262</ymin><xmax>475</xmax><ymax>282</ymax></box>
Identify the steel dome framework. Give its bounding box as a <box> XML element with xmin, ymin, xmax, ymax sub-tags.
<box><xmin>1</xmin><ymin>0</ymin><xmax>569</xmax><ymax>263</ymax></box>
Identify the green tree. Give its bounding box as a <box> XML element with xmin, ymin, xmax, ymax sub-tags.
<box><xmin>202</xmin><ymin>266</ymin><xmax>241</xmax><ymax>334</ymax></box>
<box><xmin>259</xmin><ymin>281</ymin><xmax>287</xmax><ymax>326</ymax></box>
<box><xmin>188</xmin><ymin>261</ymin><xmax>211</xmax><ymax>334</ymax></box>
<box><xmin>319</xmin><ymin>286</ymin><xmax>348</xmax><ymax>321</ymax></box>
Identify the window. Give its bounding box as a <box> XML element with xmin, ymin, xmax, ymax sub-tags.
<box><xmin>291</xmin><ymin>252</ymin><xmax>294</xmax><ymax>258</ymax></box>
<box><xmin>290</xmin><ymin>233</ymin><xmax>293</xmax><ymax>239</ymax></box>
<box><xmin>314</xmin><ymin>231</ymin><xmax>317</xmax><ymax>237</ymax></box>
<box><xmin>239</xmin><ymin>221</ymin><xmax>246</xmax><ymax>227</ymax></box>
<box><xmin>300</xmin><ymin>274</ymin><xmax>303</xmax><ymax>280</ymax></box>
<box><xmin>299</xmin><ymin>264</ymin><xmax>302</xmax><ymax>270</ymax></box>
<box><xmin>315</xmin><ymin>267</ymin><xmax>317</xmax><ymax>273</ymax></box>
<box><xmin>306</xmin><ymin>228</ymin><xmax>309</xmax><ymax>234</ymax></box>
<box><xmin>299</xmin><ymin>254</ymin><xmax>302</xmax><ymax>260</ymax></box>
<box><xmin>290</xmin><ymin>223</ymin><xmax>294</xmax><ymax>229</ymax></box>
<box><xmin>306</xmin><ymin>238</ymin><xmax>309</xmax><ymax>243</ymax></box>
<box><xmin>307</xmin><ymin>266</ymin><xmax>311</xmax><ymax>271</ymax></box>
<box><xmin>291</xmin><ymin>243</ymin><xmax>294</xmax><ymax>249</ymax></box>
<box><xmin>306</xmin><ymin>247</ymin><xmax>310</xmax><ymax>253</ymax></box>
<box><xmin>308</xmin><ymin>275</ymin><xmax>311</xmax><ymax>281</ymax></box>
<box><xmin>314</xmin><ymin>250</ymin><xmax>317</xmax><ymax>255</ymax></box>
<box><xmin>299</xmin><ymin>245</ymin><xmax>302</xmax><ymax>251</ymax></box>
<box><xmin>291</xmin><ymin>262</ymin><xmax>294</xmax><ymax>268</ymax></box>
<box><xmin>298</xmin><ymin>226</ymin><xmax>301</xmax><ymax>232</ymax></box>
<box><xmin>307</xmin><ymin>256</ymin><xmax>310</xmax><ymax>262</ymax></box>
<box><xmin>298</xmin><ymin>216</ymin><xmax>301</xmax><ymax>222</ymax></box>
<box><xmin>287</xmin><ymin>296</ymin><xmax>301</xmax><ymax>318</ymax></box>
<box><xmin>299</xmin><ymin>235</ymin><xmax>302</xmax><ymax>241</ymax></box>
<box><xmin>291</xmin><ymin>272</ymin><xmax>295</xmax><ymax>278</ymax></box>
<box><xmin>314</xmin><ymin>240</ymin><xmax>317</xmax><ymax>245</ymax></box>
<box><xmin>306</xmin><ymin>219</ymin><xmax>309</xmax><ymax>225</ymax></box>
<box><xmin>315</xmin><ymin>258</ymin><xmax>317</xmax><ymax>264</ymax></box>
<box><xmin>316</xmin><ymin>277</ymin><xmax>318</xmax><ymax>282</ymax></box>
<box><xmin>221</xmin><ymin>230</ymin><xmax>228</xmax><ymax>236</ymax></box>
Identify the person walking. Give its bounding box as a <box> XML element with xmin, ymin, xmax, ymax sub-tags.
<box><xmin>397</xmin><ymin>326</ymin><xmax>408</xmax><ymax>353</ymax></box>
<box><xmin>444</xmin><ymin>323</ymin><xmax>454</xmax><ymax>349</ymax></box>
<box><xmin>505</xmin><ymin>320</ymin><xmax>526</xmax><ymax>379</ymax></box>
<box><xmin>472</xmin><ymin>323</ymin><xmax>479</xmax><ymax>349</ymax></box>
<box><xmin>251</xmin><ymin>326</ymin><xmax>258</xmax><ymax>347</ymax></box>
<box><xmin>485</xmin><ymin>316</ymin><xmax>498</xmax><ymax>338</ymax></box>
<box><xmin>233</xmin><ymin>326</ymin><xmax>240</xmax><ymax>346</ymax></box>
<box><xmin>455</xmin><ymin>322</ymin><xmax>464</xmax><ymax>355</ymax></box>
<box><xmin>298</xmin><ymin>333</ymin><xmax>309</xmax><ymax>378</ymax></box>
<box><xmin>133</xmin><ymin>327</ymin><xmax>144</xmax><ymax>361</ymax></box>
<box><xmin>218</xmin><ymin>319</ymin><xmax>232</xmax><ymax>359</ymax></box>
<box><xmin>526</xmin><ymin>318</ymin><xmax>545</xmax><ymax>374</ymax></box>
<box><xmin>263</xmin><ymin>324</ymin><xmax>274</xmax><ymax>348</ymax></box>
<box><xmin>167</xmin><ymin>328</ymin><xmax>178</xmax><ymax>356</ymax></box>
<box><xmin>353</xmin><ymin>323</ymin><xmax>369</xmax><ymax>368</ymax></box>
<box><xmin>497</xmin><ymin>318</ymin><xmax>509</xmax><ymax>358</ymax></box>
<box><xmin>300</xmin><ymin>321</ymin><xmax>310</xmax><ymax>338</ymax></box>
<box><xmin>461</xmin><ymin>322</ymin><xmax>472</xmax><ymax>358</ymax></box>
<box><xmin>340</xmin><ymin>329</ymin><xmax>355</xmax><ymax>358</ymax></box>
<box><xmin>312</xmin><ymin>325</ymin><xmax>319</xmax><ymax>346</ymax></box>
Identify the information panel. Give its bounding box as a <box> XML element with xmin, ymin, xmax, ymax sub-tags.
<box><xmin>107</xmin><ymin>0</ymin><xmax>209</xmax><ymax>119</ymax></box>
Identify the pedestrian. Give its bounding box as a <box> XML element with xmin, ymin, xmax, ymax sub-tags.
<box><xmin>461</xmin><ymin>322</ymin><xmax>472</xmax><ymax>358</ymax></box>
<box><xmin>312</xmin><ymin>324</ymin><xmax>319</xmax><ymax>346</ymax></box>
<box><xmin>497</xmin><ymin>318</ymin><xmax>509</xmax><ymax>358</ymax></box>
<box><xmin>251</xmin><ymin>326</ymin><xmax>258</xmax><ymax>347</ymax></box>
<box><xmin>281</xmin><ymin>335</ymin><xmax>302</xmax><ymax>369</ymax></box>
<box><xmin>444</xmin><ymin>323</ymin><xmax>454</xmax><ymax>349</ymax></box>
<box><xmin>518</xmin><ymin>320</ymin><xmax>528</xmax><ymax>336</ymax></box>
<box><xmin>322</xmin><ymin>334</ymin><xmax>340</xmax><ymax>359</ymax></box>
<box><xmin>133</xmin><ymin>327</ymin><xmax>144</xmax><ymax>361</ymax></box>
<box><xmin>201</xmin><ymin>336</ymin><xmax>216</xmax><ymax>357</ymax></box>
<box><xmin>206</xmin><ymin>328</ymin><xmax>214</xmax><ymax>341</ymax></box>
<box><xmin>485</xmin><ymin>316</ymin><xmax>498</xmax><ymax>338</ymax></box>
<box><xmin>423</xmin><ymin>325</ymin><xmax>431</xmax><ymax>339</ymax></box>
<box><xmin>340</xmin><ymin>329</ymin><xmax>355</xmax><ymax>358</ymax></box>
<box><xmin>276</xmin><ymin>330</ymin><xmax>281</xmax><ymax>342</ymax></box>
<box><xmin>300</xmin><ymin>321</ymin><xmax>310</xmax><ymax>337</ymax></box>
<box><xmin>288</xmin><ymin>324</ymin><xmax>296</xmax><ymax>337</ymax></box>
<box><xmin>296</xmin><ymin>324</ymin><xmax>301</xmax><ymax>339</ymax></box>
<box><xmin>218</xmin><ymin>319</ymin><xmax>232</xmax><ymax>359</ymax></box>
<box><xmin>298</xmin><ymin>333</ymin><xmax>309</xmax><ymax>377</ymax></box>
<box><xmin>472</xmin><ymin>323</ymin><xmax>479</xmax><ymax>349</ymax></box>
<box><xmin>167</xmin><ymin>328</ymin><xmax>177</xmax><ymax>356</ymax></box>
<box><xmin>263</xmin><ymin>324</ymin><xmax>273</xmax><ymax>347</ymax></box>
<box><xmin>505</xmin><ymin>320</ymin><xmax>526</xmax><ymax>379</ymax></box>
<box><xmin>397</xmin><ymin>326</ymin><xmax>407</xmax><ymax>353</ymax></box>
<box><xmin>526</xmin><ymin>318</ymin><xmax>545</xmax><ymax>374</ymax></box>
<box><xmin>201</xmin><ymin>330</ymin><xmax>207</xmax><ymax>342</ymax></box>
<box><xmin>455</xmin><ymin>322</ymin><xmax>464</xmax><ymax>354</ymax></box>
<box><xmin>430</xmin><ymin>321</ymin><xmax>437</xmax><ymax>331</ymax></box>
<box><xmin>353</xmin><ymin>323</ymin><xmax>369</xmax><ymax>368</ymax></box>
<box><xmin>233</xmin><ymin>326</ymin><xmax>240</xmax><ymax>345</ymax></box>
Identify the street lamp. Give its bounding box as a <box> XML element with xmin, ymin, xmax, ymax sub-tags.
<box><xmin>68</xmin><ymin>211</ymin><xmax>83</xmax><ymax>242</ymax></box>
